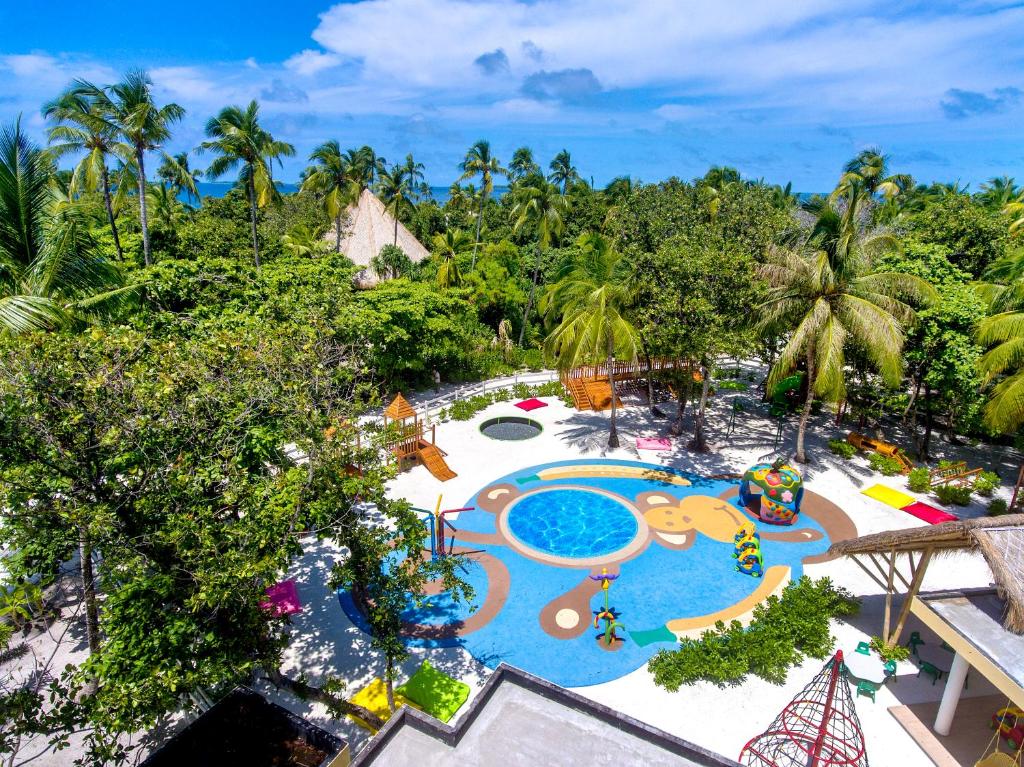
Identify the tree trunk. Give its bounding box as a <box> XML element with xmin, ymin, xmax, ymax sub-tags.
<box><xmin>101</xmin><ymin>165</ymin><xmax>123</xmax><ymax>261</ymax></box>
<box><xmin>136</xmin><ymin>148</ymin><xmax>152</xmax><ymax>266</ymax></box>
<box><xmin>393</xmin><ymin>213</ymin><xmax>399</xmax><ymax>246</ymax></box>
<box><xmin>689</xmin><ymin>360</ymin><xmax>711</xmax><ymax>452</ymax></box>
<box><xmin>78</xmin><ymin>528</ymin><xmax>100</xmax><ymax>657</ymax></box>
<box><xmin>247</xmin><ymin>171</ymin><xmax>260</xmax><ymax>268</ymax></box>
<box><xmin>471</xmin><ymin>193</ymin><xmax>484</xmax><ymax>270</ymax></box>
<box><xmin>670</xmin><ymin>368</ymin><xmax>693</xmax><ymax>436</ymax></box>
<box><xmin>795</xmin><ymin>347</ymin><xmax>816</xmax><ymax>463</ymax></box>
<box><xmin>266</xmin><ymin>670</ymin><xmax>384</xmax><ymax>731</ymax></box>
<box><xmin>607</xmin><ymin>341</ymin><xmax>619</xmax><ymax>449</ymax></box>
<box><xmin>335</xmin><ymin>212</ymin><xmax>342</xmax><ymax>253</ymax></box>
<box><xmin>921</xmin><ymin>387</ymin><xmax>934</xmax><ymax>461</ymax></box>
<box><xmin>518</xmin><ymin>247</ymin><xmax>542</xmax><ymax>346</ymax></box>
<box><xmin>641</xmin><ymin>339</ymin><xmax>655</xmax><ymax>413</ymax></box>
<box><xmin>385</xmin><ymin>658</ymin><xmax>396</xmax><ymax>713</ymax></box>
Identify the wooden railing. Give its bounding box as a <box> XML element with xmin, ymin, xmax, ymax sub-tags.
<box><xmin>560</xmin><ymin>358</ymin><xmax>684</xmax><ymax>383</ymax></box>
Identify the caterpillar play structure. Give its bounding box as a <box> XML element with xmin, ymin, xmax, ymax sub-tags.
<box><xmin>733</xmin><ymin>522</ymin><xmax>764</xmax><ymax>577</ymax></box>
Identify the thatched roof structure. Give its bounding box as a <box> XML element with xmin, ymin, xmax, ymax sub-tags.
<box><xmin>325</xmin><ymin>189</ymin><xmax>430</xmax><ymax>287</ymax></box>
<box><xmin>829</xmin><ymin>514</ymin><xmax>1024</xmax><ymax>633</ymax></box>
<box><xmin>383</xmin><ymin>393</ymin><xmax>417</xmax><ymax>422</ymax></box>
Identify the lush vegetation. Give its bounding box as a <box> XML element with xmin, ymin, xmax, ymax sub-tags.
<box><xmin>2</xmin><ymin>65</ymin><xmax>1024</xmax><ymax>763</ymax></box>
<box><xmin>647</xmin><ymin>577</ymin><xmax>859</xmax><ymax>687</ymax></box>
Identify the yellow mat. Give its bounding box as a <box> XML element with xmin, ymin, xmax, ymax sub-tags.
<box><xmin>861</xmin><ymin>484</ymin><xmax>915</xmax><ymax>509</ymax></box>
<box><xmin>348</xmin><ymin>678</ymin><xmax>421</xmax><ymax>733</ymax></box>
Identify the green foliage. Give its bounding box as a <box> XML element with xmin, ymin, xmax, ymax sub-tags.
<box><xmin>908</xmin><ymin>467</ymin><xmax>931</xmax><ymax>493</ymax></box>
<box><xmin>909</xmin><ymin>194</ymin><xmax>1009</xmax><ymax>277</ymax></box>
<box><xmin>974</xmin><ymin>470</ymin><xmax>1000</xmax><ymax>497</ymax></box>
<box><xmin>934</xmin><ymin>483</ymin><xmax>973</xmax><ymax>506</ymax></box>
<box><xmin>870</xmin><ymin>636</ymin><xmax>911</xmax><ymax>663</ymax></box>
<box><xmin>868</xmin><ymin>452</ymin><xmax>904</xmax><ymax>476</ymax></box>
<box><xmin>442</xmin><ymin>381</ymin><xmax>567</xmax><ymax>421</ymax></box>
<box><xmin>828</xmin><ymin>439</ymin><xmax>856</xmax><ymax>459</ymax></box>
<box><xmin>647</xmin><ymin>577</ymin><xmax>859</xmax><ymax>688</ymax></box>
<box><xmin>988</xmin><ymin>498</ymin><xmax>1009</xmax><ymax>516</ymax></box>
<box><xmin>716</xmin><ymin>380</ymin><xmax>749</xmax><ymax>392</ymax></box>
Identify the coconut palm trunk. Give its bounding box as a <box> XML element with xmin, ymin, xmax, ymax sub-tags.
<box><xmin>394</xmin><ymin>215</ymin><xmax>399</xmax><ymax>246</ymax></box>
<box><xmin>471</xmin><ymin>193</ymin><xmax>485</xmax><ymax>270</ymax></box>
<box><xmin>135</xmin><ymin>148</ymin><xmax>152</xmax><ymax>266</ymax></box>
<box><xmin>100</xmin><ymin>165</ymin><xmax>124</xmax><ymax>260</ymax></box>
<box><xmin>607</xmin><ymin>338</ymin><xmax>619</xmax><ymax>448</ymax></box>
<box><xmin>519</xmin><ymin>247</ymin><xmax>543</xmax><ymax>346</ymax></box>
<box><xmin>246</xmin><ymin>169</ymin><xmax>260</xmax><ymax>267</ymax></box>
<box><xmin>335</xmin><ymin>212</ymin><xmax>342</xmax><ymax>253</ymax></box>
<box><xmin>795</xmin><ymin>346</ymin><xmax>816</xmax><ymax>463</ymax></box>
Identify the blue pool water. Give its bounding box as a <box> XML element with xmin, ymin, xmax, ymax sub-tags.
<box><xmin>507</xmin><ymin>489</ymin><xmax>638</xmax><ymax>559</ymax></box>
<box><xmin>337</xmin><ymin>459</ymin><xmax>836</xmax><ymax>688</ymax></box>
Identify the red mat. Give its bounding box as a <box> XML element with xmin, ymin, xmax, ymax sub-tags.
<box><xmin>515</xmin><ymin>398</ymin><xmax>548</xmax><ymax>412</ymax></box>
<box><xmin>261</xmin><ymin>579</ymin><xmax>302</xmax><ymax>616</ymax></box>
<box><xmin>900</xmin><ymin>501</ymin><xmax>958</xmax><ymax>525</ymax></box>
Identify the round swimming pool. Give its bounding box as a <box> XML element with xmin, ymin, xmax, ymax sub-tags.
<box><xmin>505</xmin><ymin>488</ymin><xmax>640</xmax><ymax>561</ymax></box>
<box><xmin>479</xmin><ymin>416</ymin><xmax>542</xmax><ymax>441</ymax></box>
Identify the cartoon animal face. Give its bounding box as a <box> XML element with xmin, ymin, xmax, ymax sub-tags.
<box><xmin>635</xmin><ymin>492</ymin><xmax>748</xmax><ymax>546</ymax></box>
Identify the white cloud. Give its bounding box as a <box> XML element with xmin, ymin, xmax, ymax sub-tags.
<box><xmin>150</xmin><ymin>66</ymin><xmax>218</xmax><ymax>100</ymax></box>
<box><xmin>3</xmin><ymin>53</ymin><xmax>59</xmax><ymax>77</ymax></box>
<box><xmin>284</xmin><ymin>49</ymin><xmax>343</xmax><ymax>76</ymax></box>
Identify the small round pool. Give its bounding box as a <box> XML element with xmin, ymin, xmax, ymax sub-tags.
<box><xmin>479</xmin><ymin>416</ymin><xmax>542</xmax><ymax>441</ymax></box>
<box><xmin>505</xmin><ymin>488</ymin><xmax>640</xmax><ymax>562</ymax></box>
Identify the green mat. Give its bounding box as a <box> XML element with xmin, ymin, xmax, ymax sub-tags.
<box><xmin>515</xmin><ymin>474</ymin><xmax>540</xmax><ymax>485</ymax></box>
<box><xmin>861</xmin><ymin>484</ymin><xmax>915</xmax><ymax>509</ymax></box>
<box><xmin>395</xmin><ymin>660</ymin><xmax>469</xmax><ymax>724</ymax></box>
<box><xmin>628</xmin><ymin>625</ymin><xmax>678</xmax><ymax>647</ymax></box>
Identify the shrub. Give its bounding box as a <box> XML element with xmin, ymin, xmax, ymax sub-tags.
<box><xmin>908</xmin><ymin>467</ymin><xmax>931</xmax><ymax>493</ymax></box>
<box><xmin>934</xmin><ymin>483</ymin><xmax>972</xmax><ymax>506</ymax></box>
<box><xmin>870</xmin><ymin>636</ymin><xmax>910</xmax><ymax>663</ymax></box>
<box><xmin>717</xmin><ymin>380</ymin><xmax>749</xmax><ymax>392</ymax></box>
<box><xmin>988</xmin><ymin>498</ymin><xmax>1009</xmax><ymax>516</ymax></box>
<box><xmin>868</xmin><ymin>452</ymin><xmax>904</xmax><ymax>476</ymax></box>
<box><xmin>974</xmin><ymin>470</ymin><xmax>1000</xmax><ymax>497</ymax></box>
<box><xmin>440</xmin><ymin>381</ymin><xmax>570</xmax><ymax>422</ymax></box>
<box><xmin>828</xmin><ymin>439</ymin><xmax>856</xmax><ymax>459</ymax></box>
<box><xmin>647</xmin><ymin>577</ymin><xmax>859</xmax><ymax>689</ymax></box>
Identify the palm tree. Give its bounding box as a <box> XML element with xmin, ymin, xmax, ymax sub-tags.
<box><xmin>346</xmin><ymin>145</ymin><xmax>385</xmax><ymax>193</ymax></box>
<box><xmin>833</xmin><ymin>148</ymin><xmax>912</xmax><ymax>202</ymax></box>
<box><xmin>977</xmin><ymin>176</ymin><xmax>1019</xmax><ymax>210</ymax></box>
<box><xmin>280</xmin><ymin>224</ymin><xmax>323</xmax><ymax>258</ymax></box>
<box><xmin>431</xmin><ymin>229</ymin><xmax>471</xmax><ymax>288</ymax></box>
<box><xmin>99</xmin><ymin>70</ymin><xmax>185</xmax><ymax>266</ymax></box>
<box><xmin>758</xmin><ymin>188</ymin><xmax>933</xmax><ymax>462</ymax></box>
<box><xmin>509</xmin><ymin>146</ymin><xmax>539</xmax><ymax>182</ymax></box>
<box><xmin>145</xmin><ymin>182</ymin><xmax>188</xmax><ymax>234</ymax></box>
<box><xmin>458</xmin><ymin>140</ymin><xmax>506</xmax><ymax>270</ymax></box>
<box><xmin>379</xmin><ymin>155</ymin><xmax>424</xmax><ymax>245</ymax></box>
<box><xmin>976</xmin><ymin>250</ymin><xmax>1024</xmax><ymax>431</ymax></box>
<box><xmin>302</xmin><ymin>140</ymin><xmax>355</xmax><ymax>252</ymax></box>
<box><xmin>547</xmin><ymin>149</ymin><xmax>578</xmax><ymax>194</ymax></box>
<box><xmin>200</xmin><ymin>101</ymin><xmax>295</xmax><ymax>267</ymax></box>
<box><xmin>0</xmin><ymin>121</ymin><xmax>132</xmax><ymax>333</ymax></box>
<box><xmin>541</xmin><ymin>232</ymin><xmax>640</xmax><ymax>448</ymax></box>
<box><xmin>370</xmin><ymin>244</ymin><xmax>412</xmax><ymax>281</ymax></box>
<box><xmin>511</xmin><ymin>175</ymin><xmax>569</xmax><ymax>345</ymax></box>
<box><xmin>156</xmin><ymin>151</ymin><xmax>201</xmax><ymax>204</ymax></box>
<box><xmin>1005</xmin><ymin>197</ymin><xmax>1024</xmax><ymax>235</ymax></box>
<box><xmin>43</xmin><ymin>82</ymin><xmax>133</xmax><ymax>260</ymax></box>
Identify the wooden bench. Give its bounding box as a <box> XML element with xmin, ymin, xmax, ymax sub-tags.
<box><xmin>928</xmin><ymin>462</ymin><xmax>982</xmax><ymax>488</ymax></box>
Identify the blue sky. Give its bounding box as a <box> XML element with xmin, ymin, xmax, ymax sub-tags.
<box><xmin>1</xmin><ymin>0</ymin><xmax>1023</xmax><ymax>191</ymax></box>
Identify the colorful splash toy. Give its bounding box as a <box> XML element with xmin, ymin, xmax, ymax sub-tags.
<box><xmin>589</xmin><ymin>568</ymin><xmax>624</xmax><ymax>646</ymax></box>
<box><xmin>739</xmin><ymin>458</ymin><xmax>804</xmax><ymax>525</ymax></box>
<box><xmin>733</xmin><ymin>522</ymin><xmax>764</xmax><ymax>577</ymax></box>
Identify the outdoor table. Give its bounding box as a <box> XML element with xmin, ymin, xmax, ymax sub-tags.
<box><xmin>843</xmin><ymin>651</ymin><xmax>886</xmax><ymax>686</ymax></box>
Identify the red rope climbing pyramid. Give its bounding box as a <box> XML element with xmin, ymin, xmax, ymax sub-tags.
<box><xmin>740</xmin><ymin>651</ymin><xmax>868</xmax><ymax>767</ymax></box>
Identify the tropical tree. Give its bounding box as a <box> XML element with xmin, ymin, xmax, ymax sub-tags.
<box><xmin>345</xmin><ymin>145</ymin><xmax>385</xmax><ymax>193</ymax></box>
<box><xmin>42</xmin><ymin>82</ymin><xmax>132</xmax><ymax>260</ymax></box>
<box><xmin>370</xmin><ymin>243</ymin><xmax>412</xmax><ymax>281</ymax></box>
<box><xmin>280</xmin><ymin>223</ymin><xmax>325</xmax><ymax>258</ymax></box>
<box><xmin>541</xmin><ymin>232</ymin><xmax>640</xmax><ymax>448</ymax></box>
<box><xmin>548</xmin><ymin>149</ymin><xmax>579</xmax><ymax>194</ymax></box>
<box><xmin>509</xmin><ymin>146</ymin><xmax>539</xmax><ymax>182</ymax></box>
<box><xmin>510</xmin><ymin>175</ymin><xmax>569</xmax><ymax>344</ymax></box>
<box><xmin>758</xmin><ymin>189</ymin><xmax>933</xmax><ymax>462</ymax></box>
<box><xmin>302</xmin><ymin>140</ymin><xmax>354</xmax><ymax>252</ymax></box>
<box><xmin>833</xmin><ymin>148</ymin><xmax>912</xmax><ymax>202</ymax></box>
<box><xmin>145</xmin><ymin>182</ymin><xmax>188</xmax><ymax>234</ymax></box>
<box><xmin>0</xmin><ymin>121</ymin><xmax>132</xmax><ymax>333</ymax></box>
<box><xmin>156</xmin><ymin>151</ymin><xmax>201</xmax><ymax>204</ymax></box>
<box><xmin>977</xmin><ymin>176</ymin><xmax>1020</xmax><ymax>211</ymax></box>
<box><xmin>431</xmin><ymin>229</ymin><xmax>471</xmax><ymax>288</ymax></box>
<box><xmin>379</xmin><ymin>154</ymin><xmax>424</xmax><ymax>245</ymax></box>
<box><xmin>99</xmin><ymin>70</ymin><xmax>185</xmax><ymax>266</ymax></box>
<box><xmin>458</xmin><ymin>140</ymin><xmax>506</xmax><ymax>270</ymax></box>
<box><xmin>200</xmin><ymin>100</ymin><xmax>295</xmax><ymax>267</ymax></box>
<box><xmin>1006</xmin><ymin>198</ymin><xmax>1024</xmax><ymax>235</ymax></box>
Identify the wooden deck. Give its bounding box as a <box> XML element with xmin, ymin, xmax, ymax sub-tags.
<box><xmin>560</xmin><ymin>358</ymin><xmax>681</xmax><ymax>411</ymax></box>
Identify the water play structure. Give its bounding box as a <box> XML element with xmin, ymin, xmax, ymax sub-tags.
<box><xmin>382</xmin><ymin>393</ymin><xmax>456</xmax><ymax>481</ymax></box>
<box><xmin>846</xmin><ymin>431</ymin><xmax>914</xmax><ymax>474</ymax></box>
<box><xmin>739</xmin><ymin>458</ymin><xmax>804</xmax><ymax>525</ymax></box>
<box><xmin>734</xmin><ymin>522</ymin><xmax>764</xmax><ymax>577</ymax></box>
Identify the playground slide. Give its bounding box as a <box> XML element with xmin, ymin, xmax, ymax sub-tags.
<box><xmin>418</xmin><ymin>444</ymin><xmax>457</xmax><ymax>481</ymax></box>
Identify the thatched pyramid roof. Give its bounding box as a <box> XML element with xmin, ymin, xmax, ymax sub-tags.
<box><xmin>829</xmin><ymin>513</ymin><xmax>1024</xmax><ymax>633</ymax></box>
<box><xmin>383</xmin><ymin>393</ymin><xmax>417</xmax><ymax>421</ymax></box>
<box><xmin>326</xmin><ymin>189</ymin><xmax>430</xmax><ymax>270</ymax></box>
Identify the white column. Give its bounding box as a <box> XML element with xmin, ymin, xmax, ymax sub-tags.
<box><xmin>934</xmin><ymin>652</ymin><xmax>970</xmax><ymax>736</ymax></box>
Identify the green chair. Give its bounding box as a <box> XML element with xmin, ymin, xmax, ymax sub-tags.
<box><xmin>906</xmin><ymin>631</ymin><xmax>924</xmax><ymax>656</ymax></box>
<box><xmin>918</xmin><ymin>660</ymin><xmax>944</xmax><ymax>685</ymax></box>
<box><xmin>855</xmin><ymin>641</ymin><xmax>871</xmax><ymax>656</ymax></box>
<box><xmin>883</xmin><ymin>660</ymin><xmax>897</xmax><ymax>683</ymax></box>
<box><xmin>856</xmin><ymin>680</ymin><xmax>876</xmax><ymax>703</ymax></box>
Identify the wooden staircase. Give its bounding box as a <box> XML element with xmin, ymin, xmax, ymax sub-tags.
<box><xmin>417</xmin><ymin>444</ymin><xmax>457</xmax><ymax>481</ymax></box>
<box><xmin>583</xmin><ymin>380</ymin><xmax>621</xmax><ymax>412</ymax></box>
<box><xmin>566</xmin><ymin>377</ymin><xmax>592</xmax><ymax>410</ymax></box>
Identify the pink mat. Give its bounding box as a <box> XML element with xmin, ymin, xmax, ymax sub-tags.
<box><xmin>261</xmin><ymin>579</ymin><xmax>302</xmax><ymax>616</ymax></box>
<box><xmin>515</xmin><ymin>398</ymin><xmax>548</xmax><ymax>412</ymax></box>
<box><xmin>901</xmin><ymin>501</ymin><xmax>958</xmax><ymax>525</ymax></box>
<box><xmin>637</xmin><ymin>437</ymin><xmax>672</xmax><ymax>451</ymax></box>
